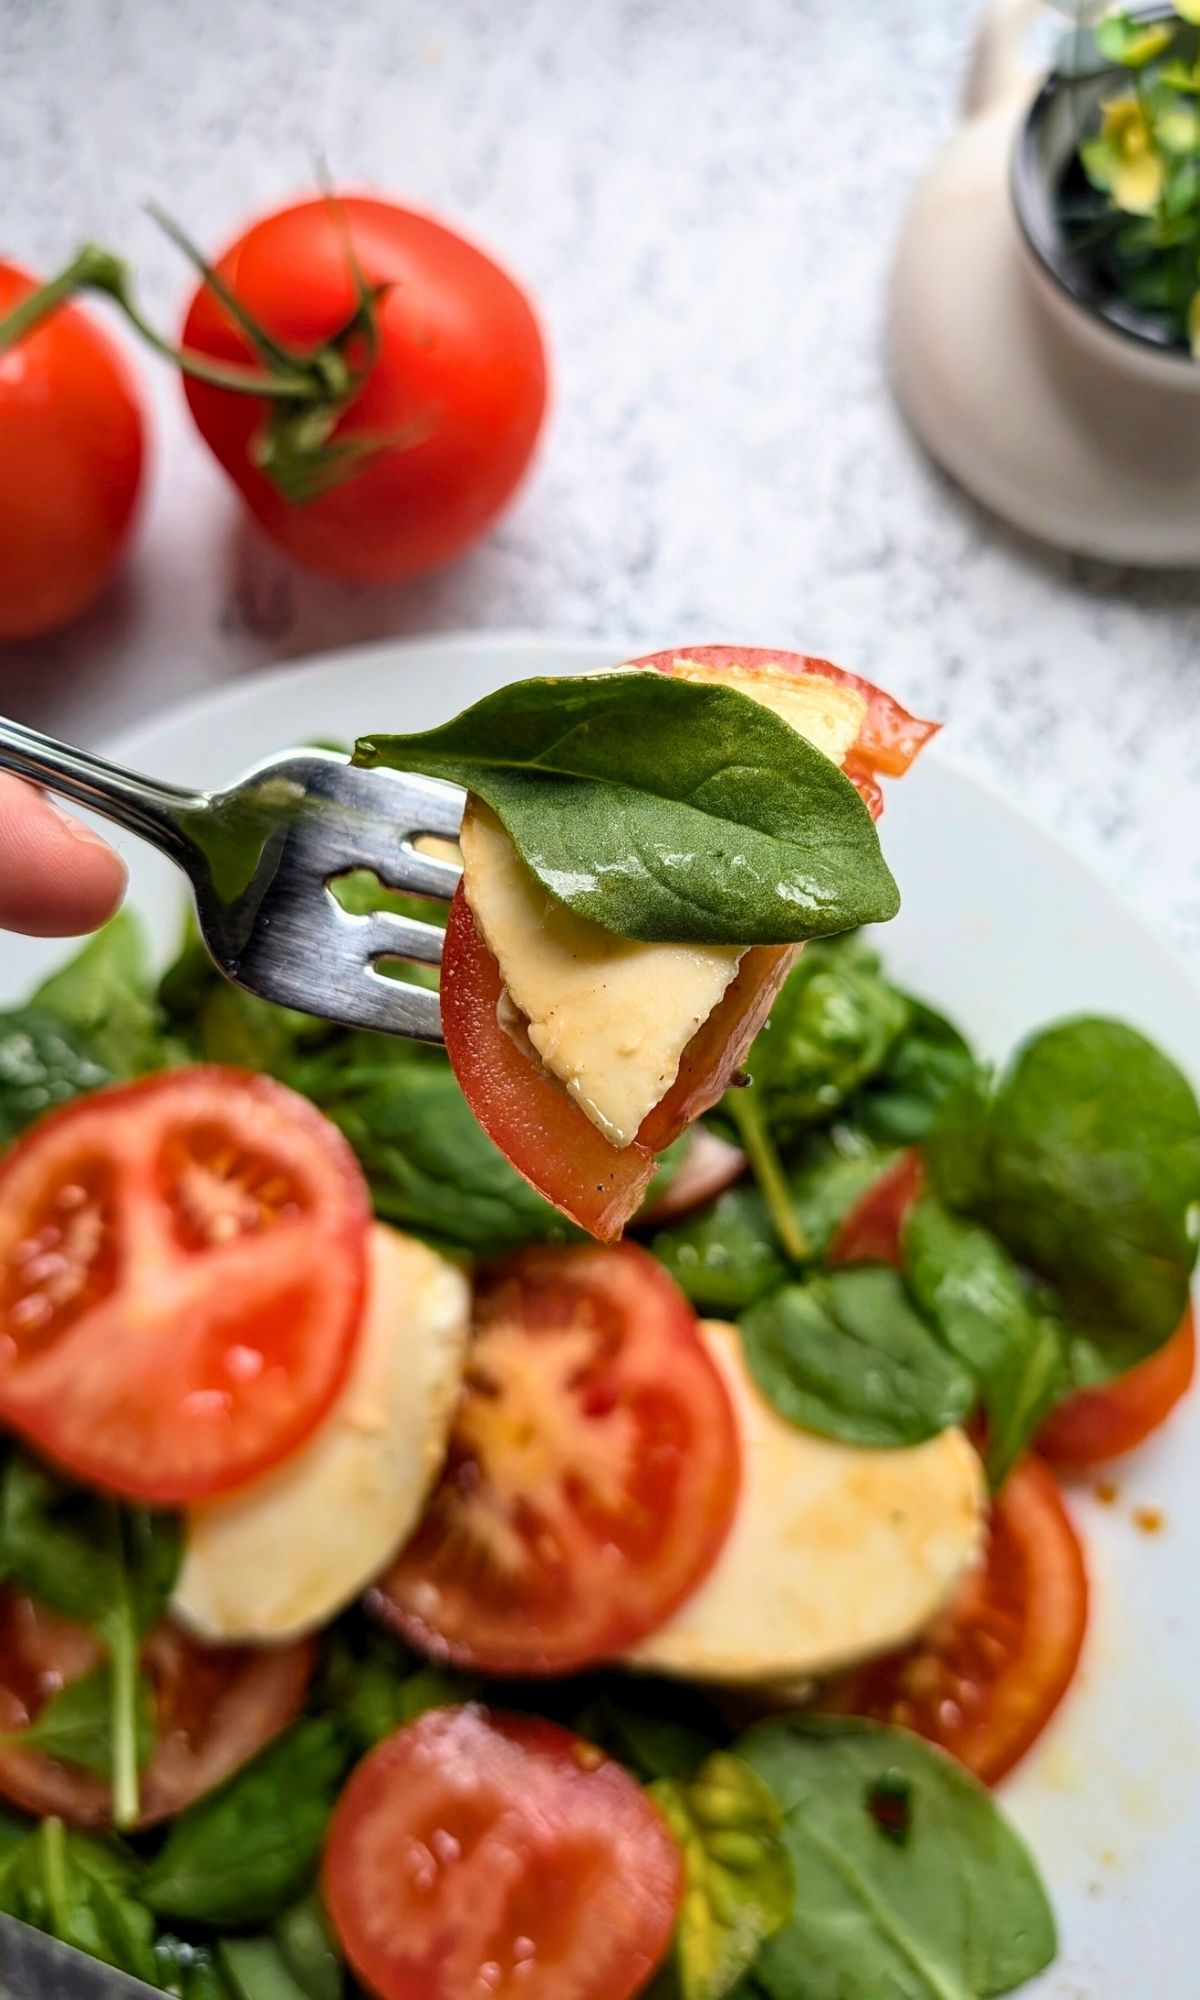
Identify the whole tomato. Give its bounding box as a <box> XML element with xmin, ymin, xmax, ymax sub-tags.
<box><xmin>180</xmin><ymin>197</ymin><xmax>548</xmax><ymax>582</ymax></box>
<box><xmin>0</xmin><ymin>264</ymin><xmax>145</xmax><ymax>641</ymax></box>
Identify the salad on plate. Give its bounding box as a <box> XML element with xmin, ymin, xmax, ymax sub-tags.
<box><xmin>0</xmin><ymin>645</ymin><xmax>1195</xmax><ymax>2000</ymax></box>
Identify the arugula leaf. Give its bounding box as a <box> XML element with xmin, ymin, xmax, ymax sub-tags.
<box><xmin>851</xmin><ymin>998</ymin><xmax>979</xmax><ymax>1146</ymax></box>
<box><xmin>31</xmin><ymin>912</ymin><xmax>164</xmax><ymax>1077</ymax></box>
<box><xmin>0</xmin><ymin>1814</ymin><xmax>159</xmax><ymax>1984</ymax></box>
<box><xmin>928</xmin><ymin>1017</ymin><xmax>1200</xmax><ymax>1385</ymax></box>
<box><xmin>903</xmin><ymin>1198</ymin><xmax>1066</xmax><ymax>1487</ymax></box>
<box><xmin>142</xmin><ymin>1720</ymin><xmax>349</xmax><ymax>1927</ymax></box>
<box><xmin>649</xmin><ymin>1753</ymin><xmax>794</xmax><ymax>2000</ymax></box>
<box><xmin>356</xmin><ymin>676</ymin><xmax>899</xmax><ymax>947</ymax></box>
<box><xmin>741</xmin><ymin>1269</ymin><xmax>975</xmax><ymax>1448</ymax></box>
<box><xmin>749</xmin><ymin>938</ymin><xmax>909</xmax><ymax>1141</ymax></box>
<box><xmin>0</xmin><ymin>1662</ymin><xmax>156</xmax><ymax>1779</ymax></box>
<box><xmin>0</xmin><ymin>1008</ymin><xmax>116</xmax><ymax>1144</ymax></box>
<box><xmin>741</xmin><ymin>1716</ymin><xmax>1056</xmax><ymax>1999</ymax></box>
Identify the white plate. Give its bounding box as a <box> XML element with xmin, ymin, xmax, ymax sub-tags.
<box><xmin>3</xmin><ymin>632</ymin><xmax>1197</xmax><ymax>2000</ymax></box>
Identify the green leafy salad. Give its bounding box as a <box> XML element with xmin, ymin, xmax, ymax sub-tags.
<box><xmin>0</xmin><ymin>877</ymin><xmax>1195</xmax><ymax>1996</ymax></box>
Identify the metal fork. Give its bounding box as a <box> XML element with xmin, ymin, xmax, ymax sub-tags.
<box><xmin>0</xmin><ymin>718</ymin><xmax>464</xmax><ymax>1041</ymax></box>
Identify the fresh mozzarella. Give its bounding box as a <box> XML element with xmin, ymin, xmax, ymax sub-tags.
<box><xmin>625</xmin><ymin>1321</ymin><xmax>985</xmax><ymax>1685</ymax></box>
<box><xmin>171</xmin><ymin>1225</ymin><xmax>470</xmax><ymax>1644</ymax></box>
<box><xmin>458</xmin><ymin>662</ymin><xmax>867</xmax><ymax>1149</ymax></box>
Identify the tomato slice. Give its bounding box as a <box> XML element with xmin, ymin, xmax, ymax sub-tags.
<box><xmin>827</xmin><ymin>1149</ymin><xmax>923</xmax><ymax>1269</ymax></box>
<box><xmin>0</xmin><ymin>1585</ymin><xmax>312</xmax><ymax>1827</ymax></box>
<box><xmin>324</xmin><ymin>1706</ymin><xmax>682</xmax><ymax>2000</ymax></box>
<box><xmin>822</xmin><ymin>1454</ymin><xmax>1088</xmax><ymax>1785</ymax></box>
<box><xmin>1036</xmin><ymin>1307</ymin><xmax>1196</xmax><ymax>1469</ymax></box>
<box><xmin>371</xmin><ymin>1242</ymin><xmax>740</xmax><ymax>1675</ymax></box>
<box><xmin>0</xmin><ymin>1067</ymin><xmax>370</xmax><ymax>1503</ymax></box>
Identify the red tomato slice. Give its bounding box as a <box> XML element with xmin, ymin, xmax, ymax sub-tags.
<box><xmin>0</xmin><ymin>1586</ymin><xmax>313</xmax><ymax>1827</ymax></box>
<box><xmin>1036</xmin><ymin>1307</ymin><xmax>1196</xmax><ymax>1469</ymax></box>
<box><xmin>371</xmin><ymin>1242</ymin><xmax>740</xmax><ymax>1675</ymax></box>
<box><xmin>0</xmin><ymin>1067</ymin><xmax>370</xmax><ymax>1503</ymax></box>
<box><xmin>823</xmin><ymin>1455</ymin><xmax>1088</xmax><ymax>1785</ymax></box>
<box><xmin>828</xmin><ymin>1149</ymin><xmax>924</xmax><ymax>1269</ymax></box>
<box><xmin>324</xmin><ymin>1706</ymin><xmax>682</xmax><ymax>2000</ymax></box>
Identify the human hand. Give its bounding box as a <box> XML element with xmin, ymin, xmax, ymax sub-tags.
<box><xmin>0</xmin><ymin>776</ymin><xmax>127</xmax><ymax>936</ymax></box>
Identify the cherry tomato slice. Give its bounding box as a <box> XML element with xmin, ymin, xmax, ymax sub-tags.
<box><xmin>823</xmin><ymin>1454</ymin><xmax>1088</xmax><ymax>1785</ymax></box>
<box><xmin>1036</xmin><ymin>1307</ymin><xmax>1196</xmax><ymax>1469</ymax></box>
<box><xmin>324</xmin><ymin>1706</ymin><xmax>682</xmax><ymax>2000</ymax></box>
<box><xmin>0</xmin><ymin>1067</ymin><xmax>370</xmax><ymax>1503</ymax></box>
<box><xmin>827</xmin><ymin>1149</ymin><xmax>923</xmax><ymax>1269</ymax></box>
<box><xmin>371</xmin><ymin>1242</ymin><xmax>740</xmax><ymax>1675</ymax></box>
<box><xmin>0</xmin><ymin>1586</ymin><xmax>313</xmax><ymax>1828</ymax></box>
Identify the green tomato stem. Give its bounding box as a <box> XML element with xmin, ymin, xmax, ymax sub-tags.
<box><xmin>724</xmin><ymin>1082</ymin><xmax>810</xmax><ymax>1264</ymax></box>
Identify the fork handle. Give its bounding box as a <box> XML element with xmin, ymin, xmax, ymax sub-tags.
<box><xmin>0</xmin><ymin>716</ymin><xmax>208</xmax><ymax>865</ymax></box>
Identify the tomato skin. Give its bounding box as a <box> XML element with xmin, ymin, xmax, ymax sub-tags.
<box><xmin>0</xmin><ymin>265</ymin><xmax>144</xmax><ymax>641</ymax></box>
<box><xmin>0</xmin><ymin>1586</ymin><xmax>312</xmax><ymax>1828</ymax></box>
<box><xmin>828</xmin><ymin>1149</ymin><xmax>923</xmax><ymax>1269</ymax></box>
<box><xmin>372</xmin><ymin>1241</ymin><xmax>740</xmax><ymax>1676</ymax></box>
<box><xmin>0</xmin><ymin>1067</ymin><xmax>370</xmax><ymax>1503</ymax></box>
<box><xmin>181</xmin><ymin>198</ymin><xmax>547</xmax><ymax>581</ymax></box>
<box><xmin>1036</xmin><ymin>1307</ymin><xmax>1196</xmax><ymax>1468</ymax></box>
<box><xmin>324</xmin><ymin>1706</ymin><xmax>682</xmax><ymax>2000</ymax></box>
<box><xmin>823</xmin><ymin>1454</ymin><xmax>1088</xmax><ymax>1785</ymax></box>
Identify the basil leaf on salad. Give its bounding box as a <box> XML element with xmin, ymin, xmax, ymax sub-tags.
<box><xmin>142</xmin><ymin>1720</ymin><xmax>350</xmax><ymax>1927</ymax></box>
<box><xmin>0</xmin><ymin>1662</ymin><xmax>156</xmax><ymax>1780</ymax></box>
<box><xmin>0</xmin><ymin>1814</ymin><xmax>159</xmax><ymax>1984</ymax></box>
<box><xmin>741</xmin><ymin>1268</ymin><xmax>975</xmax><ymax>1448</ymax></box>
<box><xmin>749</xmin><ymin>938</ymin><xmax>909</xmax><ymax>1140</ymax></box>
<box><xmin>649</xmin><ymin>1753</ymin><xmax>794</xmax><ymax>2000</ymax></box>
<box><xmin>903</xmin><ymin>1198</ymin><xmax>1066</xmax><ymax>1488</ymax></box>
<box><xmin>355</xmin><ymin>675</ymin><xmax>899</xmax><ymax>947</ymax></box>
<box><xmin>928</xmin><ymin>1017</ymin><xmax>1200</xmax><ymax>1384</ymax></box>
<box><xmin>31</xmin><ymin>912</ymin><xmax>164</xmax><ymax>1078</ymax></box>
<box><xmin>741</xmin><ymin>1716</ymin><xmax>1056</xmax><ymax>2000</ymax></box>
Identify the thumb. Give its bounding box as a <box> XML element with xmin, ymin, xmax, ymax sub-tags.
<box><xmin>0</xmin><ymin>776</ymin><xmax>128</xmax><ymax>937</ymax></box>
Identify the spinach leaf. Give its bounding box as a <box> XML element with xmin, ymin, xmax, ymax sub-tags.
<box><xmin>0</xmin><ymin>1662</ymin><xmax>156</xmax><ymax>1779</ymax></box>
<box><xmin>928</xmin><ymin>1017</ymin><xmax>1200</xmax><ymax>1384</ymax></box>
<box><xmin>786</xmin><ymin>1132</ymin><xmax>900</xmax><ymax>1258</ymax></box>
<box><xmin>32</xmin><ymin>912</ymin><xmax>163</xmax><ymax>1077</ymax></box>
<box><xmin>0</xmin><ymin>1008</ymin><xmax>116</xmax><ymax>1144</ymax></box>
<box><xmin>158</xmin><ymin>925</ymin><xmax>331</xmax><ymax>1076</ymax></box>
<box><xmin>741</xmin><ymin>1716</ymin><xmax>1055</xmax><ymax>1999</ymax></box>
<box><xmin>270</xmin><ymin>1895</ymin><xmax>345</xmax><ymax>2000</ymax></box>
<box><xmin>573</xmin><ymin>1684</ymin><xmax>727</xmax><ymax>1783</ymax></box>
<box><xmin>0</xmin><ymin>1815</ymin><xmax>159</xmax><ymax>1984</ymax></box>
<box><xmin>741</xmin><ymin>1269</ymin><xmax>975</xmax><ymax>1448</ymax></box>
<box><xmin>154</xmin><ymin>1936</ymin><xmax>238</xmax><ymax>1999</ymax></box>
<box><xmin>219</xmin><ymin>1922</ymin><xmax>343</xmax><ymax>2000</ymax></box>
<box><xmin>649</xmin><ymin>1186</ymin><xmax>789</xmax><ymax>1313</ymax></box>
<box><xmin>904</xmin><ymin>1199</ymin><xmax>1066</xmax><ymax>1488</ymax></box>
<box><xmin>356</xmin><ymin>676</ymin><xmax>898</xmax><ymax>947</ymax></box>
<box><xmin>142</xmin><ymin>1720</ymin><xmax>349</xmax><ymax>1927</ymax></box>
<box><xmin>851</xmin><ymin>999</ymin><xmax>979</xmax><ymax>1146</ymax></box>
<box><xmin>649</xmin><ymin>1753</ymin><xmax>793</xmax><ymax>2000</ymax></box>
<box><xmin>316</xmin><ymin>1623</ymin><xmax>476</xmax><ymax>1754</ymax></box>
<box><xmin>749</xmin><ymin>939</ymin><xmax>909</xmax><ymax>1141</ymax></box>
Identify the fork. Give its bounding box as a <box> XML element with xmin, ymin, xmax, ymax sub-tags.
<box><xmin>0</xmin><ymin>718</ymin><xmax>464</xmax><ymax>1041</ymax></box>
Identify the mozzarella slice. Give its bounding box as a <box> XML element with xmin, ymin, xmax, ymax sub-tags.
<box><xmin>625</xmin><ymin>1322</ymin><xmax>985</xmax><ymax>1684</ymax></box>
<box><xmin>171</xmin><ymin>1225</ymin><xmax>470</xmax><ymax>1644</ymax></box>
<box><xmin>459</xmin><ymin>662</ymin><xmax>868</xmax><ymax>1148</ymax></box>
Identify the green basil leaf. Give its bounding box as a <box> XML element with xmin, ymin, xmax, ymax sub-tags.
<box><xmin>270</xmin><ymin>1895</ymin><xmax>345</xmax><ymax>2000</ymax></box>
<box><xmin>32</xmin><ymin>912</ymin><xmax>164</xmax><ymax>1077</ymax></box>
<box><xmin>741</xmin><ymin>1716</ymin><xmax>1056</xmax><ymax>1999</ymax></box>
<box><xmin>903</xmin><ymin>1199</ymin><xmax>1067</xmax><ymax>1488</ymax></box>
<box><xmin>316</xmin><ymin>1624</ymin><xmax>476</xmax><ymax>1754</ymax></box>
<box><xmin>741</xmin><ymin>1269</ymin><xmax>975</xmax><ymax>1448</ymax></box>
<box><xmin>0</xmin><ymin>1008</ymin><xmax>116</xmax><ymax>1145</ymax></box>
<box><xmin>356</xmin><ymin>676</ymin><xmax>899</xmax><ymax>946</ymax></box>
<box><xmin>219</xmin><ymin>1924</ymin><xmax>344</xmax><ymax>2000</ymax></box>
<box><xmin>749</xmin><ymin>939</ymin><xmax>909</xmax><ymax>1140</ymax></box>
<box><xmin>928</xmin><ymin>1017</ymin><xmax>1200</xmax><ymax>1384</ymax></box>
<box><xmin>0</xmin><ymin>1662</ymin><xmax>156</xmax><ymax>1779</ymax></box>
<box><xmin>0</xmin><ymin>1816</ymin><xmax>159</xmax><ymax>1985</ymax></box>
<box><xmin>0</xmin><ymin>1453</ymin><xmax>182</xmax><ymax>1636</ymax></box>
<box><xmin>650</xmin><ymin>1753</ymin><xmax>794</xmax><ymax>2000</ymax></box>
<box><xmin>142</xmin><ymin>1720</ymin><xmax>349</xmax><ymax>1927</ymax></box>
<box><xmin>851</xmin><ymin>999</ymin><xmax>980</xmax><ymax>1147</ymax></box>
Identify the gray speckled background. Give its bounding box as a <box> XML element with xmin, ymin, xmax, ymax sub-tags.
<box><xmin>3</xmin><ymin>0</ymin><xmax>1200</xmax><ymax>960</ymax></box>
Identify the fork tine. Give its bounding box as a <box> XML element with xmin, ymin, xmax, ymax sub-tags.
<box><xmin>353</xmin><ymin>907</ymin><xmax>447</xmax><ymax>966</ymax></box>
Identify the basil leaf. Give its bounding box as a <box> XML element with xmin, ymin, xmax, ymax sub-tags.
<box><xmin>928</xmin><ymin>1017</ymin><xmax>1200</xmax><ymax>1384</ymax></box>
<box><xmin>32</xmin><ymin>912</ymin><xmax>164</xmax><ymax>1077</ymax></box>
<box><xmin>741</xmin><ymin>1269</ymin><xmax>975</xmax><ymax>1448</ymax></box>
<box><xmin>0</xmin><ymin>1453</ymin><xmax>182</xmax><ymax>1636</ymax></box>
<box><xmin>0</xmin><ymin>1816</ymin><xmax>159</xmax><ymax>1985</ymax></box>
<box><xmin>142</xmin><ymin>1720</ymin><xmax>349</xmax><ymax>1927</ymax></box>
<box><xmin>317</xmin><ymin>1625</ymin><xmax>475</xmax><ymax>1754</ymax></box>
<box><xmin>750</xmin><ymin>939</ymin><xmax>909</xmax><ymax>1140</ymax></box>
<box><xmin>218</xmin><ymin>1931</ymin><xmax>339</xmax><ymax>2000</ymax></box>
<box><xmin>0</xmin><ymin>1663</ymin><xmax>156</xmax><ymax>1779</ymax></box>
<box><xmin>0</xmin><ymin>1008</ymin><xmax>116</xmax><ymax>1145</ymax></box>
<box><xmin>742</xmin><ymin>1716</ymin><xmax>1056</xmax><ymax>1999</ymax></box>
<box><xmin>851</xmin><ymin>998</ymin><xmax>979</xmax><ymax>1146</ymax></box>
<box><xmin>270</xmin><ymin>1895</ymin><xmax>345</xmax><ymax>2000</ymax></box>
<box><xmin>356</xmin><ymin>676</ymin><xmax>898</xmax><ymax>946</ymax></box>
<box><xmin>649</xmin><ymin>1753</ymin><xmax>793</xmax><ymax>2000</ymax></box>
<box><xmin>903</xmin><ymin>1198</ymin><xmax>1066</xmax><ymax>1487</ymax></box>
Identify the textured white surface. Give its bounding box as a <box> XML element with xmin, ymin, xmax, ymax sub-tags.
<box><xmin>3</xmin><ymin>0</ymin><xmax>1200</xmax><ymax>958</ymax></box>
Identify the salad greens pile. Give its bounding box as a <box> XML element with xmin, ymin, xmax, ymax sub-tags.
<box><xmin>1</xmin><ymin>904</ymin><xmax>1196</xmax><ymax>2000</ymax></box>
